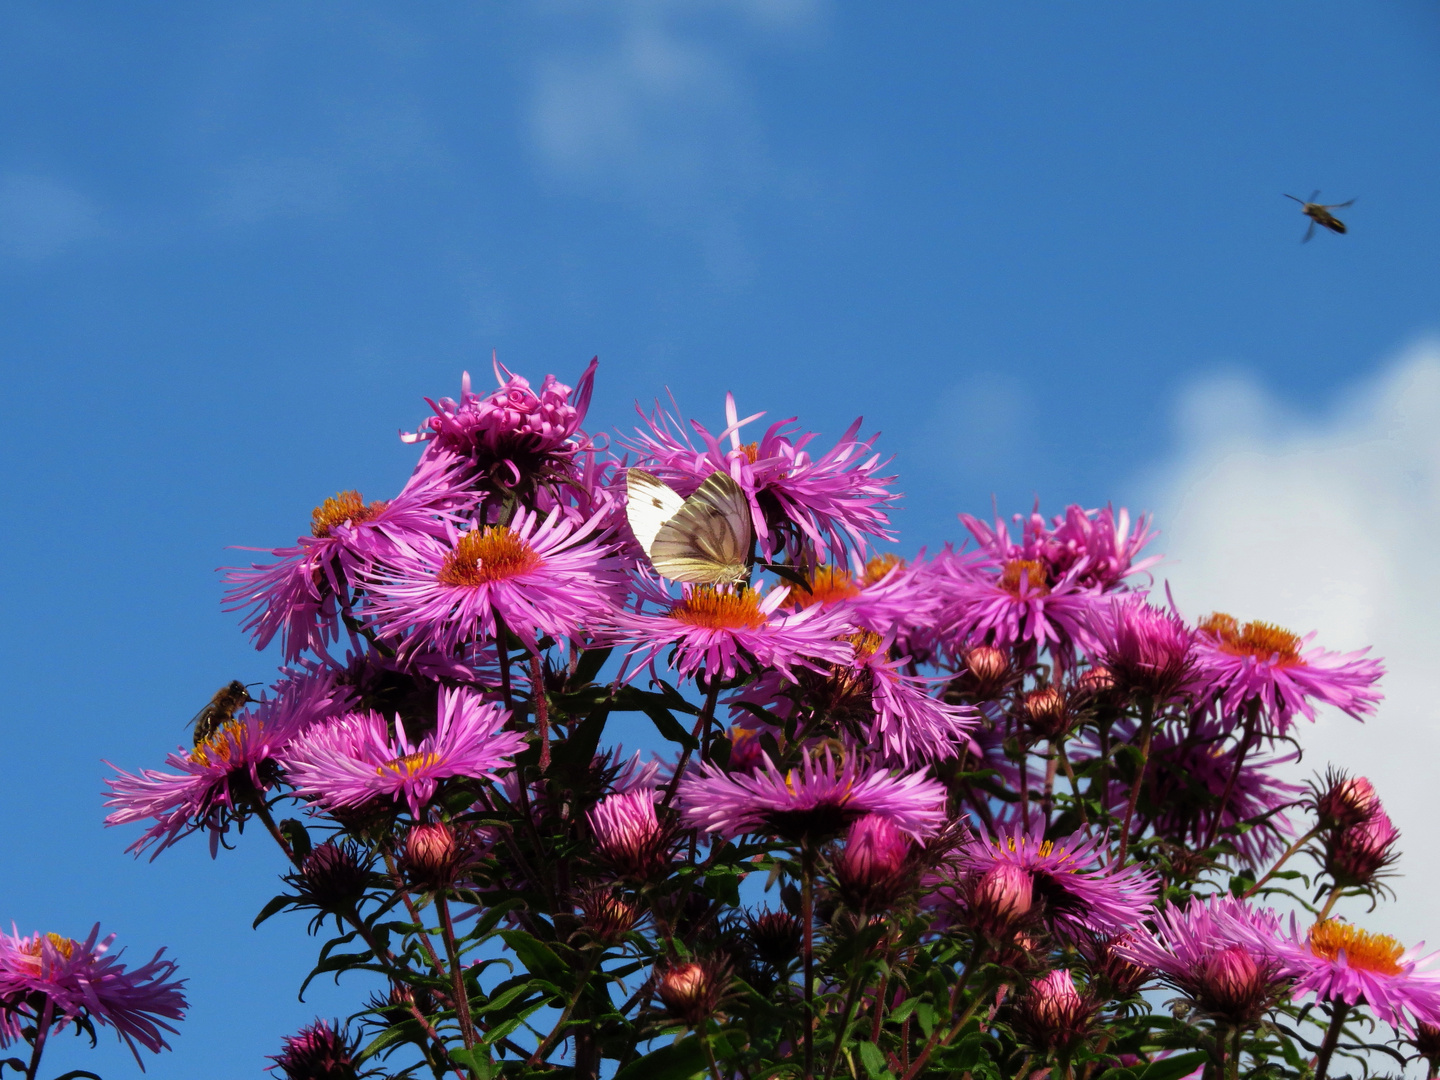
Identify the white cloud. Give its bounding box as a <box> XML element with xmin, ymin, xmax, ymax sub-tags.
<box><xmin>525</xmin><ymin>0</ymin><xmax>820</xmax><ymax>269</ymax></box>
<box><xmin>0</xmin><ymin>173</ymin><xmax>103</xmax><ymax>259</ymax></box>
<box><xmin>1140</xmin><ymin>343</ymin><xmax>1440</xmax><ymax>947</ymax></box>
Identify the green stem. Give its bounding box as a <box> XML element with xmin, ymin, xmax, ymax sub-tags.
<box><xmin>1205</xmin><ymin>705</ymin><xmax>1258</xmax><ymax>849</ymax></box>
<box><xmin>437</xmin><ymin>895</ymin><xmax>479</xmax><ymax>1054</ymax></box>
<box><xmin>702</xmin><ymin>1023</ymin><xmax>725</xmax><ymax>1080</ymax></box>
<box><xmin>23</xmin><ymin>997</ymin><xmax>53</xmax><ymax>1080</ymax></box>
<box><xmin>823</xmin><ymin>942</ymin><xmax>870</xmax><ymax>1080</ymax></box>
<box><xmin>1242</xmin><ymin>825</ymin><xmax>1321</xmax><ymax>898</ymax></box>
<box><xmin>1228</xmin><ymin>1024</ymin><xmax>1242</xmax><ymax>1080</ymax></box>
<box><xmin>660</xmin><ymin>678</ymin><xmax>722</xmax><ymax>810</ymax></box>
<box><xmin>1115</xmin><ymin>703</ymin><xmax>1155</xmax><ymax>865</ymax></box>
<box><xmin>529</xmin><ymin>651</ymin><xmax>551</xmax><ymax>774</ymax></box>
<box><xmin>803</xmin><ymin>844</ymin><xmax>817</xmax><ymax>1080</ymax></box>
<box><xmin>528</xmin><ymin>950</ymin><xmax>601</xmax><ymax>1064</ymax></box>
<box><xmin>898</xmin><ymin>942</ymin><xmax>987</xmax><ymax>1080</ymax></box>
<box><xmin>1314</xmin><ymin>1000</ymin><xmax>1350</xmax><ymax>1080</ymax></box>
<box><xmin>1317</xmin><ymin>885</ymin><xmax>1345</xmax><ymax>923</ymax></box>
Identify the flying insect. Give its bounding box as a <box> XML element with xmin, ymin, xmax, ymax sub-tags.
<box><xmin>191</xmin><ymin>680</ymin><xmax>255</xmax><ymax>745</ymax></box>
<box><xmin>1285</xmin><ymin>191</ymin><xmax>1354</xmax><ymax>242</ymax></box>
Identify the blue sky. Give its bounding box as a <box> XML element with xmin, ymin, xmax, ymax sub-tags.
<box><xmin>3</xmin><ymin>3</ymin><xmax>1439</xmax><ymax>1075</ymax></box>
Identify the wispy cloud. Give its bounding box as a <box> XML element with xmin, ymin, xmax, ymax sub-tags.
<box><xmin>1140</xmin><ymin>344</ymin><xmax>1440</xmax><ymax>945</ymax></box>
<box><xmin>0</xmin><ymin>173</ymin><xmax>104</xmax><ymax>259</ymax></box>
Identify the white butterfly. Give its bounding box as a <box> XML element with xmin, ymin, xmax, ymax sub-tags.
<box><xmin>625</xmin><ymin>468</ymin><xmax>753</xmax><ymax>585</ymax></box>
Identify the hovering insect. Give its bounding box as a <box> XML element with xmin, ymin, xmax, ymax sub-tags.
<box><xmin>1285</xmin><ymin>191</ymin><xmax>1355</xmax><ymax>243</ymax></box>
<box><xmin>625</xmin><ymin>468</ymin><xmax>753</xmax><ymax>585</ymax></box>
<box><xmin>191</xmin><ymin>680</ymin><xmax>255</xmax><ymax>746</ymax></box>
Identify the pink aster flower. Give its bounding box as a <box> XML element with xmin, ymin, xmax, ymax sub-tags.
<box><xmin>104</xmin><ymin>667</ymin><xmax>349</xmax><ymax>858</ymax></box>
<box><xmin>962</xmin><ymin>503</ymin><xmax>1158</xmax><ymax>594</ymax></box>
<box><xmin>933</xmin><ymin>547</ymin><xmax>1102</xmax><ymax>672</ymax></box>
<box><xmin>587</xmin><ymin>787</ymin><xmax>673</xmax><ymax>877</ymax></box>
<box><xmin>1324</xmin><ymin>806</ymin><xmax>1401</xmax><ymax>889</ymax></box>
<box><xmin>621</xmin><ymin>392</ymin><xmax>898</xmax><ymax>563</ymax></box>
<box><xmin>1286</xmin><ymin>920</ymin><xmax>1440</xmax><ymax>1033</ymax></box>
<box><xmin>677</xmin><ymin>749</ymin><xmax>948</xmax><ymax>842</ymax></box>
<box><xmin>0</xmin><ymin>924</ymin><xmax>186</xmax><ymax>1066</ymax></box>
<box><xmin>223</xmin><ymin>450</ymin><xmax>473</xmax><ymax>662</ymax></box>
<box><xmin>281</xmin><ymin>686</ymin><xmax>523</xmax><ymax>818</ymax></box>
<box><xmin>1116</xmin><ymin>895</ymin><xmax>1301</xmax><ymax>1027</ymax></box>
<box><xmin>268</xmin><ymin>1018</ymin><xmax>359</xmax><ymax>1080</ymax></box>
<box><xmin>402</xmin><ymin>357</ymin><xmax>598</xmax><ymax>465</ymax></box>
<box><xmin>949</xmin><ymin>824</ymin><xmax>1157</xmax><ymax>939</ymax></box>
<box><xmin>789</xmin><ymin>556</ymin><xmax>946</xmax><ymax>639</ymax></box>
<box><xmin>608</xmin><ymin>581</ymin><xmax>854</xmax><ymax>684</ymax></box>
<box><xmin>363</xmin><ymin>504</ymin><xmax>626</xmax><ymax>654</ymax></box>
<box><xmin>1193</xmin><ymin>613</ymin><xmax>1384</xmax><ymax>735</ymax></box>
<box><xmin>1086</xmin><ymin>593</ymin><xmax>1197</xmax><ymax>701</ymax></box>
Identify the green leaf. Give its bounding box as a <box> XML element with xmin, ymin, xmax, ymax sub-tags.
<box><xmin>1135</xmin><ymin>1051</ymin><xmax>1209</xmax><ymax>1080</ymax></box>
<box><xmin>614</xmin><ymin>1037</ymin><xmax>709</xmax><ymax>1080</ymax></box>
<box><xmin>571</xmin><ymin>646</ymin><xmax>614</xmax><ymax>686</ymax></box>
<box><xmin>448</xmin><ymin>1046</ymin><xmax>496</xmax><ymax>1079</ymax></box>
<box><xmin>913</xmin><ymin>1002</ymin><xmax>936</xmax><ymax>1038</ymax></box>
<box><xmin>643</xmin><ymin>705</ymin><xmax>698</xmax><ymax>751</ymax></box>
<box><xmin>857</xmin><ymin>1040</ymin><xmax>890</xmax><ymax>1079</ymax></box>
<box><xmin>498</xmin><ymin>930</ymin><xmax>569</xmax><ymax>986</ymax></box>
<box><xmin>252</xmin><ymin>893</ymin><xmax>294</xmax><ymax>929</ymax></box>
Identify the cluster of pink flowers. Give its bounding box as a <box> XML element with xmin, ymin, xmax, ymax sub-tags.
<box><xmin>78</xmin><ymin>360</ymin><xmax>1425</xmax><ymax>1078</ymax></box>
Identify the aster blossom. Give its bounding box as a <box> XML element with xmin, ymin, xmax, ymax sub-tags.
<box><xmin>0</xmin><ymin>924</ymin><xmax>187</xmax><ymax>1065</ymax></box>
<box><xmin>608</xmin><ymin>580</ymin><xmax>853</xmax><ymax>684</ymax></box>
<box><xmin>104</xmin><ymin>667</ymin><xmax>349</xmax><ymax>858</ymax></box>
<box><xmin>1285</xmin><ymin>920</ymin><xmax>1440</xmax><ymax>1033</ymax></box>
<box><xmin>1086</xmin><ymin>592</ymin><xmax>1197</xmax><ymax>700</ymax></box>
<box><xmin>281</xmin><ymin>686</ymin><xmax>523</xmax><ymax>818</ymax></box>
<box><xmin>790</xmin><ymin>555</ymin><xmax>946</xmax><ymax>639</ymax></box>
<box><xmin>961</xmin><ymin>501</ymin><xmax>1158</xmax><ymax>594</ymax></box>
<box><xmin>1193</xmin><ymin>612</ymin><xmax>1384</xmax><ymax>735</ymax></box>
<box><xmin>677</xmin><ymin>749</ymin><xmax>948</xmax><ymax>842</ymax></box>
<box><xmin>948</xmin><ymin>824</ymin><xmax>1157</xmax><ymax>939</ymax></box>
<box><xmin>621</xmin><ymin>392</ymin><xmax>897</xmax><ymax>563</ymax></box>
<box><xmin>363</xmin><ymin>503</ymin><xmax>626</xmax><ymax>654</ymax></box>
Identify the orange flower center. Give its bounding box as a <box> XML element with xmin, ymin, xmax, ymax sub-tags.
<box><xmin>741</xmin><ymin>442</ymin><xmax>760</xmax><ymax>464</ymax></box>
<box><xmin>189</xmin><ymin>720</ymin><xmax>250</xmax><ymax>768</ymax></box>
<box><xmin>670</xmin><ymin>586</ymin><xmax>768</xmax><ymax>630</ymax></box>
<box><xmin>377</xmin><ymin>751</ymin><xmax>441</xmax><ymax>779</ymax></box>
<box><xmin>1309</xmin><ymin>920</ymin><xmax>1404</xmax><ymax>975</ymax></box>
<box><xmin>794</xmin><ymin>566</ymin><xmax>861</xmax><ymax>609</ymax></box>
<box><xmin>437</xmin><ymin>527</ymin><xmax>544</xmax><ymax>586</ymax></box>
<box><xmin>311</xmin><ymin>491</ymin><xmax>389</xmax><ymax>538</ymax></box>
<box><xmin>18</xmin><ymin>933</ymin><xmax>76</xmax><ymax>972</ymax></box>
<box><xmin>864</xmin><ymin>554</ymin><xmax>904</xmax><ymax>584</ymax></box>
<box><xmin>999</xmin><ymin>559</ymin><xmax>1049</xmax><ymax>597</ymax></box>
<box><xmin>1201</xmin><ymin>612</ymin><xmax>1303</xmax><ymax>665</ymax></box>
<box><xmin>846</xmin><ymin>631</ymin><xmax>884</xmax><ymax>663</ymax></box>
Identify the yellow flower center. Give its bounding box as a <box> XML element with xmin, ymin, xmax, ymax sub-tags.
<box><xmin>18</xmin><ymin>933</ymin><xmax>77</xmax><ymax>972</ymax></box>
<box><xmin>999</xmin><ymin>559</ymin><xmax>1049</xmax><ymax>597</ymax></box>
<box><xmin>311</xmin><ymin>491</ymin><xmax>389</xmax><ymax>538</ymax></box>
<box><xmin>793</xmin><ymin>566</ymin><xmax>861</xmax><ymax>609</ymax></box>
<box><xmin>864</xmin><ymin>554</ymin><xmax>905</xmax><ymax>584</ymax></box>
<box><xmin>1201</xmin><ymin>612</ymin><xmax>1303</xmax><ymax>665</ymax></box>
<box><xmin>846</xmin><ymin>631</ymin><xmax>884</xmax><ymax>663</ymax></box>
<box><xmin>741</xmin><ymin>442</ymin><xmax>760</xmax><ymax>464</ymax></box>
<box><xmin>1309</xmin><ymin>920</ymin><xmax>1404</xmax><ymax>975</ymax></box>
<box><xmin>670</xmin><ymin>586</ymin><xmax>768</xmax><ymax>630</ymax></box>
<box><xmin>437</xmin><ymin>527</ymin><xmax>544</xmax><ymax>586</ymax></box>
<box><xmin>189</xmin><ymin>720</ymin><xmax>250</xmax><ymax>768</ymax></box>
<box><xmin>377</xmin><ymin>751</ymin><xmax>442</xmax><ymax>779</ymax></box>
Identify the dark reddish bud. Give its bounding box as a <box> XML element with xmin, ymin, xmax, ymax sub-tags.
<box><xmin>747</xmin><ymin>909</ymin><xmax>803</xmax><ymax>969</ymax></box>
<box><xmin>656</xmin><ymin>958</ymin><xmax>731</xmax><ymax>1026</ymax></box>
<box><xmin>267</xmin><ymin>1018</ymin><xmax>359</xmax><ymax>1080</ymax></box>
<box><xmin>833</xmin><ymin>815</ymin><xmax>915</xmax><ymax>910</ymax></box>
<box><xmin>1077</xmin><ymin>665</ymin><xmax>1116</xmax><ymax>698</ymax></box>
<box><xmin>967</xmin><ymin>862</ymin><xmax>1034</xmax><ymax>936</ymax></box>
<box><xmin>1313</xmin><ymin>771</ymin><xmax>1380</xmax><ymax>829</ymax></box>
<box><xmin>959</xmin><ymin>645</ymin><xmax>1011</xmax><ymax>699</ymax></box>
<box><xmin>293</xmin><ymin>841</ymin><xmax>372</xmax><ymax>914</ymax></box>
<box><xmin>1325</xmin><ymin>809</ymin><xmax>1400</xmax><ymax>888</ymax></box>
<box><xmin>399</xmin><ymin>822</ymin><xmax>465</xmax><ymax>890</ymax></box>
<box><xmin>1411</xmin><ymin>1023</ymin><xmax>1440</xmax><ymax>1066</ymax></box>
<box><xmin>1015</xmin><ymin>969</ymin><xmax>1096</xmax><ymax>1053</ymax></box>
<box><xmin>1022</xmin><ymin>686</ymin><xmax>1070</xmax><ymax>741</ymax></box>
<box><xmin>1193</xmin><ymin>944</ymin><xmax>1279</xmax><ymax>1026</ymax></box>
<box><xmin>578</xmin><ymin>889</ymin><xmax>638</xmax><ymax>943</ymax></box>
<box><xmin>1085</xmin><ymin>933</ymin><xmax>1151</xmax><ymax>999</ymax></box>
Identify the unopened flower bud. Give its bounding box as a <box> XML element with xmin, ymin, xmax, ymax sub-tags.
<box><xmin>959</xmin><ymin>645</ymin><xmax>1011</xmax><ymax>699</ymax></box>
<box><xmin>1022</xmin><ymin>686</ymin><xmax>1069</xmax><ymax>741</ymax></box>
<box><xmin>578</xmin><ymin>890</ymin><xmax>638</xmax><ymax>943</ymax></box>
<box><xmin>1077</xmin><ymin>665</ymin><xmax>1116</xmax><ymax>698</ymax></box>
<box><xmin>399</xmin><ymin>822</ymin><xmax>464</xmax><ymax>890</ymax></box>
<box><xmin>656</xmin><ymin>958</ymin><xmax>730</xmax><ymax>1026</ymax></box>
<box><xmin>1411</xmin><ymin>1023</ymin><xmax>1440</xmax><ymax>1066</ymax></box>
<box><xmin>294</xmin><ymin>841</ymin><xmax>372</xmax><ymax>914</ymax></box>
<box><xmin>967</xmin><ymin>862</ymin><xmax>1034</xmax><ymax>936</ymax></box>
<box><xmin>1325</xmin><ymin>809</ymin><xmax>1400</xmax><ymax>888</ymax></box>
<box><xmin>747</xmin><ymin>909</ymin><xmax>803</xmax><ymax>969</ymax></box>
<box><xmin>587</xmin><ymin>788</ymin><xmax>669</xmax><ymax>878</ymax></box>
<box><xmin>833</xmin><ymin>815</ymin><xmax>915</xmax><ymax>910</ymax></box>
<box><xmin>268</xmin><ymin>1018</ymin><xmax>359</xmax><ymax>1080</ymax></box>
<box><xmin>1194</xmin><ymin>944</ymin><xmax>1274</xmax><ymax>1025</ymax></box>
<box><xmin>1087</xmin><ymin>933</ymin><xmax>1150</xmax><ymax>999</ymax></box>
<box><xmin>1016</xmin><ymin>969</ymin><xmax>1095</xmax><ymax>1053</ymax></box>
<box><xmin>1314</xmin><ymin>771</ymin><xmax>1379</xmax><ymax>829</ymax></box>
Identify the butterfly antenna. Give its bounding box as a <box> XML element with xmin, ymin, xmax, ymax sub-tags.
<box><xmin>1284</xmin><ymin>193</ymin><xmax>1304</xmax><ymax>204</ymax></box>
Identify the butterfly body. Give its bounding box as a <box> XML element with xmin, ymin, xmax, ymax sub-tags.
<box><xmin>625</xmin><ymin>469</ymin><xmax>753</xmax><ymax>584</ymax></box>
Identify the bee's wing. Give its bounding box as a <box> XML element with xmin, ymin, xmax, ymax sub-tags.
<box><xmin>1302</xmin><ymin>221</ymin><xmax>1316</xmax><ymax>243</ymax></box>
<box><xmin>648</xmin><ymin>470</ymin><xmax>753</xmax><ymax>584</ymax></box>
<box><xmin>1326</xmin><ymin>199</ymin><xmax>1355</xmax><ymax>209</ymax></box>
<box><xmin>626</xmin><ymin>469</ymin><xmax>686</xmax><ymax>555</ymax></box>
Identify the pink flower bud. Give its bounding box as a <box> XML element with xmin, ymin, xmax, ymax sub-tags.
<box><xmin>1016</xmin><ymin>969</ymin><xmax>1095</xmax><ymax>1053</ymax></box>
<box><xmin>587</xmin><ymin>788</ymin><xmax>669</xmax><ymax>878</ymax></box>
<box><xmin>967</xmin><ymin>861</ymin><xmax>1035</xmax><ymax>936</ymax></box>
<box><xmin>656</xmin><ymin>958</ymin><xmax>730</xmax><ymax>1026</ymax></box>
<box><xmin>399</xmin><ymin>822</ymin><xmax>464</xmax><ymax>890</ymax></box>
<box><xmin>834</xmin><ymin>815</ymin><xmax>915</xmax><ymax>910</ymax></box>
<box><xmin>1023</xmin><ymin>686</ymin><xmax>1069</xmax><ymax>741</ymax></box>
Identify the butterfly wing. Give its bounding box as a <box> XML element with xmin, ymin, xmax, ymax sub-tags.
<box><xmin>626</xmin><ymin>469</ymin><xmax>686</xmax><ymax>555</ymax></box>
<box><xmin>648</xmin><ymin>470</ymin><xmax>753</xmax><ymax>584</ymax></box>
